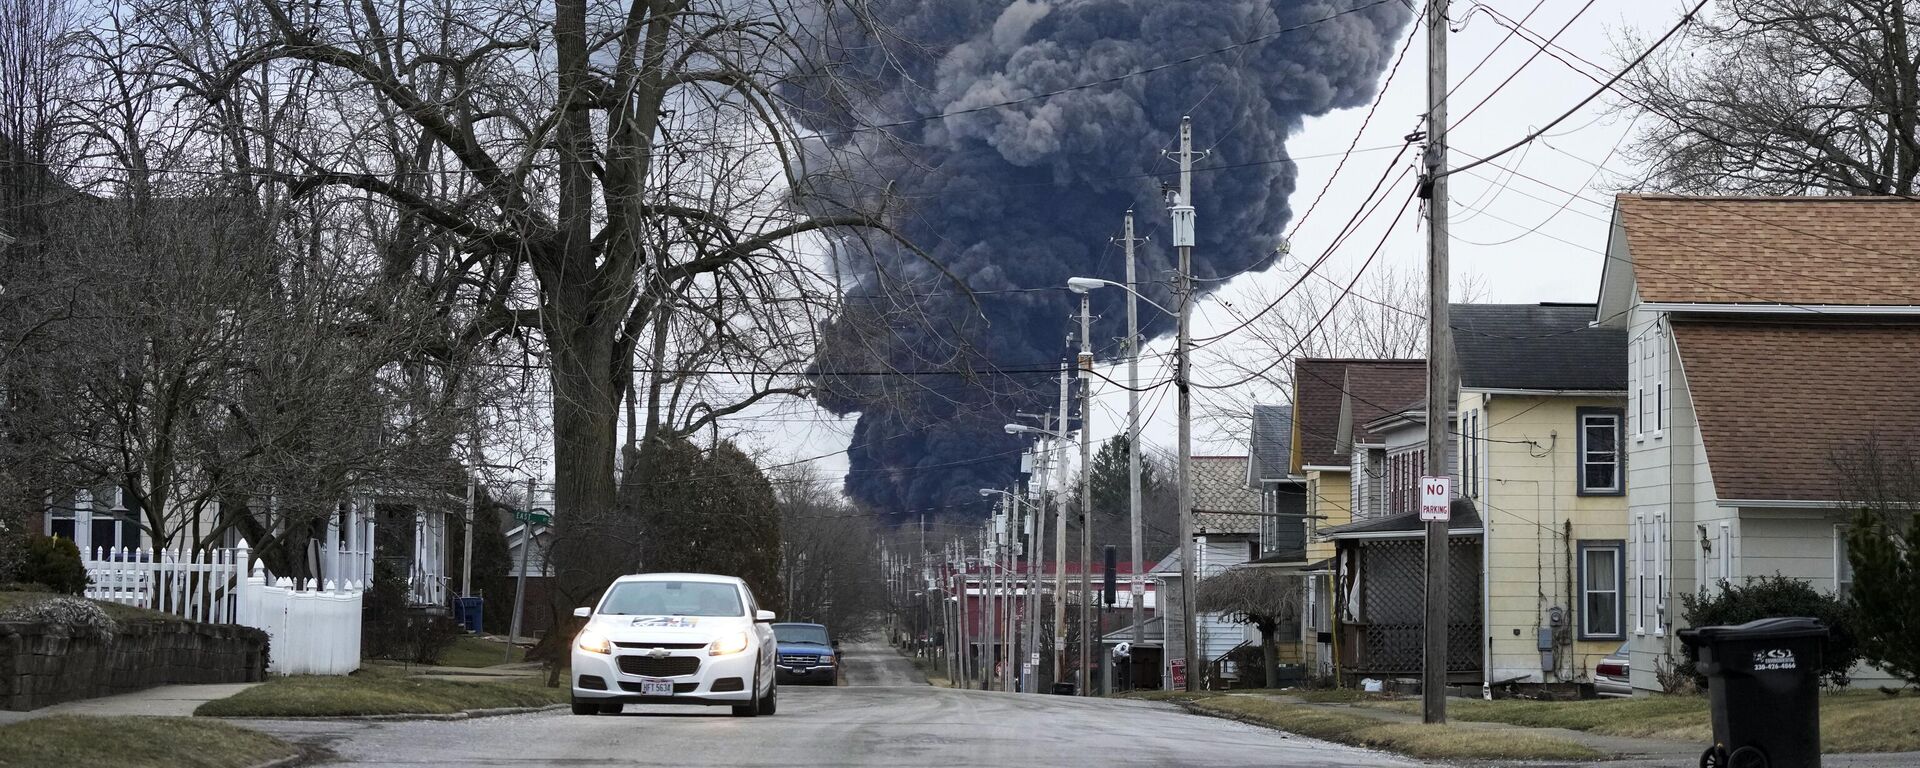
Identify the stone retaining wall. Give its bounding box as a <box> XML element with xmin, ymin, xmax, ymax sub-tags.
<box><xmin>0</xmin><ymin>619</ymin><xmax>268</xmax><ymax>710</ymax></box>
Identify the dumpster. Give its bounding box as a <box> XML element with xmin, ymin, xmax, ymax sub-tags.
<box><xmin>1679</xmin><ymin>616</ymin><xmax>1828</xmax><ymax>768</ymax></box>
<box><xmin>454</xmin><ymin>596</ymin><xmax>485</xmax><ymax>633</ymax></box>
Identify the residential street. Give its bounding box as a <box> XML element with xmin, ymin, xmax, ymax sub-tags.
<box><xmin>238</xmin><ymin>643</ymin><xmax>1414</xmax><ymax>767</ymax></box>
<box><xmin>837</xmin><ymin>638</ymin><xmax>928</xmax><ymax>687</ymax></box>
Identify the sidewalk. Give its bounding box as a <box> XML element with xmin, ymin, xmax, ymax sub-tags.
<box><xmin>1240</xmin><ymin>694</ymin><xmax>1920</xmax><ymax>767</ymax></box>
<box><xmin>0</xmin><ymin>682</ymin><xmax>263</xmax><ymax>726</ymax></box>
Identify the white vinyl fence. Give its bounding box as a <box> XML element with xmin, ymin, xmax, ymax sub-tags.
<box><xmin>83</xmin><ymin>540</ymin><xmax>363</xmax><ymax>675</ymax></box>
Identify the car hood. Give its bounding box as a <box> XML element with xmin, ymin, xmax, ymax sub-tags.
<box><xmin>776</xmin><ymin>642</ymin><xmax>833</xmax><ymax>656</ymax></box>
<box><xmin>588</xmin><ymin>614</ymin><xmax>750</xmax><ymax>643</ymax></box>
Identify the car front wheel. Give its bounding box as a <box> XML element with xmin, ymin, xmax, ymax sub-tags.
<box><xmin>732</xmin><ymin>670</ymin><xmax>763</xmax><ymax>717</ymax></box>
<box><xmin>757</xmin><ymin>683</ymin><xmax>777</xmax><ymax>716</ymax></box>
<box><xmin>570</xmin><ymin>698</ymin><xmax>598</xmax><ymax>716</ymax></box>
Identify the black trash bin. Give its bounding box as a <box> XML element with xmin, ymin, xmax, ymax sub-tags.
<box><xmin>1679</xmin><ymin>616</ymin><xmax>1828</xmax><ymax>768</ymax></box>
<box><xmin>1050</xmin><ymin>682</ymin><xmax>1076</xmax><ymax>696</ymax></box>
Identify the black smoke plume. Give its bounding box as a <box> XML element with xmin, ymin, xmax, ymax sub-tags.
<box><xmin>799</xmin><ymin>1</ymin><xmax>1411</xmax><ymax>517</ymax></box>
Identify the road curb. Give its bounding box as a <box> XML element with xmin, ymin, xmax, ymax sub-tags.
<box><xmin>219</xmin><ymin>704</ymin><xmax>567</xmax><ymax>722</ymax></box>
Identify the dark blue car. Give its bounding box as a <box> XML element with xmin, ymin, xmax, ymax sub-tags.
<box><xmin>772</xmin><ymin>622</ymin><xmax>838</xmax><ymax>686</ymax></box>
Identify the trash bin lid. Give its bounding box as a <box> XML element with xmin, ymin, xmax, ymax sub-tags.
<box><xmin>1685</xmin><ymin>616</ymin><xmax>1827</xmax><ymax>643</ymax></box>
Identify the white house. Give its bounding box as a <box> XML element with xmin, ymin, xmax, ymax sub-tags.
<box><xmin>1596</xmin><ymin>195</ymin><xmax>1920</xmax><ymax>692</ymax></box>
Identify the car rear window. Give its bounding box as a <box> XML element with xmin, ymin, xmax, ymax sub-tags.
<box><xmin>600</xmin><ymin>581</ymin><xmax>744</xmax><ymax>617</ymax></box>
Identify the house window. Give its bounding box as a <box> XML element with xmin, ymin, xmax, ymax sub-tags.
<box><xmin>1632</xmin><ymin>514</ymin><xmax>1646</xmax><ymax>635</ymax></box>
<box><xmin>1577</xmin><ymin>408</ymin><xmax>1624</xmax><ymax>495</ymax></box>
<box><xmin>1462</xmin><ymin>410</ymin><xmax>1479</xmax><ymax>500</ymax></box>
<box><xmin>1654</xmin><ymin>511</ymin><xmax>1669</xmax><ymax>635</ymax></box>
<box><xmin>1578</xmin><ymin>541</ymin><xmax>1626</xmax><ymax>639</ymax></box>
<box><xmin>1634</xmin><ymin>333</ymin><xmax>1648</xmax><ymax>436</ymax></box>
<box><xmin>1653</xmin><ymin>323</ymin><xmax>1668</xmax><ymax>433</ymax></box>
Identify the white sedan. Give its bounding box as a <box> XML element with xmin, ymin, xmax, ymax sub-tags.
<box><xmin>569</xmin><ymin>573</ymin><xmax>778</xmax><ymax>716</ymax></box>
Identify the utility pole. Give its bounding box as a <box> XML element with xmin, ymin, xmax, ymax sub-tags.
<box><xmin>982</xmin><ymin>525</ymin><xmax>994</xmax><ymax>691</ymax></box>
<box><xmin>508</xmin><ymin>476</ymin><xmax>535</xmax><ymax>651</ymax></box>
<box><xmin>1170</xmin><ymin>115</ymin><xmax>1200</xmax><ymax>692</ymax></box>
<box><xmin>1421</xmin><ymin>0</ymin><xmax>1452</xmax><ymax>725</ymax></box>
<box><xmin>1051</xmin><ymin>361</ymin><xmax>1070</xmax><ymax>690</ymax></box>
<box><xmin>1078</xmin><ymin>295</ymin><xmax>1094</xmax><ymax>694</ymax></box>
<box><xmin>1027</xmin><ymin>427</ymin><xmax>1046</xmax><ymax>693</ymax></box>
<box><xmin>1004</xmin><ymin>486</ymin><xmax>1018</xmax><ymax>693</ymax></box>
<box><xmin>1123</xmin><ymin>211</ymin><xmax>1146</xmax><ymax>657</ymax></box>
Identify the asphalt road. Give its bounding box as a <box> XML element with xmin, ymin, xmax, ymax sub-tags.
<box><xmin>242</xmin><ymin>645</ymin><xmax>1415</xmax><ymax>767</ymax></box>
<box><xmin>837</xmin><ymin>638</ymin><xmax>928</xmax><ymax>687</ymax></box>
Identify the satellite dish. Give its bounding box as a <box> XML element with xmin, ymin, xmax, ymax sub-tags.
<box><xmin>1113</xmin><ymin>641</ymin><xmax>1131</xmax><ymax>658</ymax></box>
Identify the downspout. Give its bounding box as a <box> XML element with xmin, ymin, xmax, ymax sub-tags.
<box><xmin>1481</xmin><ymin>398</ymin><xmax>1493</xmax><ymax>700</ymax></box>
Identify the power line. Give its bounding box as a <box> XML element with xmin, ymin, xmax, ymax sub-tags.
<box><xmin>1440</xmin><ymin>0</ymin><xmax>1710</xmax><ymax>181</ymax></box>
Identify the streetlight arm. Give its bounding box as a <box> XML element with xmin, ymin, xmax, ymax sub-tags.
<box><xmin>1065</xmin><ymin>276</ymin><xmax>1175</xmax><ymax>317</ymax></box>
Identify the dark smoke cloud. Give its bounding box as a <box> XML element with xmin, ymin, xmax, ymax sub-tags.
<box><xmin>798</xmin><ymin>1</ymin><xmax>1410</xmax><ymax>517</ymax></box>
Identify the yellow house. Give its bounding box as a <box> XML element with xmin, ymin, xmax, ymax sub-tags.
<box><xmin>1288</xmin><ymin>358</ymin><xmax>1426</xmax><ymax>679</ymax></box>
<box><xmin>1453</xmin><ymin>303</ymin><xmax>1629</xmax><ymax>692</ymax></box>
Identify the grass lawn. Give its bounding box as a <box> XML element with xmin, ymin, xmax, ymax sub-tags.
<box><xmin>1369</xmin><ymin>690</ymin><xmax>1920</xmax><ymax>753</ymax></box>
<box><xmin>0</xmin><ymin>715</ymin><xmax>296</xmax><ymax>768</ymax></box>
<box><xmin>435</xmin><ymin>635</ymin><xmax>524</xmax><ymax>668</ymax></box>
<box><xmin>0</xmin><ymin>588</ymin><xmax>175</xmax><ymax>623</ymax></box>
<box><xmin>1190</xmin><ymin>697</ymin><xmax>1601</xmax><ymax>762</ymax></box>
<box><xmin>195</xmin><ymin>665</ymin><xmax>566</xmax><ymax>718</ymax></box>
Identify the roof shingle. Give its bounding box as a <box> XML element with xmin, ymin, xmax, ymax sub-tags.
<box><xmin>1617</xmin><ymin>195</ymin><xmax>1920</xmax><ymax>306</ymax></box>
<box><xmin>1674</xmin><ymin>320</ymin><xmax>1920</xmax><ymax>502</ymax></box>
<box><xmin>1248</xmin><ymin>405</ymin><xmax>1293</xmax><ymax>488</ymax></box>
<box><xmin>1191</xmin><ymin>456</ymin><xmax>1261</xmax><ymax>535</ymax></box>
<box><xmin>1453</xmin><ymin>303</ymin><xmax>1627</xmax><ymax>391</ymax></box>
<box><xmin>1291</xmin><ymin>359</ymin><xmax>1426</xmax><ymax>471</ymax></box>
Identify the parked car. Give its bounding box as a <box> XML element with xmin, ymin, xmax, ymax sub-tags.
<box><xmin>772</xmin><ymin>622</ymin><xmax>839</xmax><ymax>686</ymax></box>
<box><xmin>1594</xmin><ymin>642</ymin><xmax>1631</xmax><ymax>698</ymax></box>
<box><xmin>569</xmin><ymin>573</ymin><xmax>778</xmax><ymax>717</ymax></box>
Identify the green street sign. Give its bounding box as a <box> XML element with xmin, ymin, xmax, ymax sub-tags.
<box><xmin>514</xmin><ymin>508</ymin><xmax>551</xmax><ymax>525</ymax></box>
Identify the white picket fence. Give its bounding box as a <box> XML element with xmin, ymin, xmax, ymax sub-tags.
<box><xmin>83</xmin><ymin>540</ymin><xmax>363</xmax><ymax>675</ymax></box>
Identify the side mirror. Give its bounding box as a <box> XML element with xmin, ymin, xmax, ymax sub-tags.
<box><xmin>831</xmin><ymin>640</ymin><xmax>841</xmax><ymax>650</ymax></box>
<box><xmin>573</xmin><ymin>607</ymin><xmax>591</xmax><ymax>618</ymax></box>
<box><xmin>755</xmin><ymin>610</ymin><xmax>776</xmax><ymax>622</ymax></box>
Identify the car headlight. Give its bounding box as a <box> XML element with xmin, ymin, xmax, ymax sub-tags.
<box><xmin>709</xmin><ymin>631</ymin><xmax>751</xmax><ymax>656</ymax></box>
<box><xmin>576</xmin><ymin>629</ymin><xmax>611</xmax><ymax>654</ymax></box>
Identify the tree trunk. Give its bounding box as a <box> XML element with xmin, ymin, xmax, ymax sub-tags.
<box><xmin>1259</xmin><ymin>620</ymin><xmax>1278</xmax><ymax>689</ymax></box>
<box><xmin>547</xmin><ymin>317</ymin><xmax>620</xmax><ymax>604</ymax></box>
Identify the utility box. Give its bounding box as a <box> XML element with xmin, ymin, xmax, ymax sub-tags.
<box><xmin>1679</xmin><ymin>616</ymin><xmax>1828</xmax><ymax>768</ymax></box>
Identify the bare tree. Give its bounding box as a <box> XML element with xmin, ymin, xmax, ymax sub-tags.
<box><xmin>1618</xmin><ymin>0</ymin><xmax>1920</xmax><ymax>195</ymax></box>
<box><xmin>1194</xmin><ymin>566</ymin><xmax>1302</xmax><ymax>687</ymax></box>
<box><xmin>1198</xmin><ymin>263</ymin><xmax>1483</xmax><ymax>448</ymax></box>
<box><xmin>774</xmin><ymin>467</ymin><xmax>887</xmax><ymax>640</ymax></box>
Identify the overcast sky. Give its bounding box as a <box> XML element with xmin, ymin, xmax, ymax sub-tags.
<box><xmin>532</xmin><ymin>1</ymin><xmax>1685</xmax><ymax>502</ymax></box>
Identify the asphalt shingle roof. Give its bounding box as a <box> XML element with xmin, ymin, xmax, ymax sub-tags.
<box><xmin>1192</xmin><ymin>456</ymin><xmax>1261</xmax><ymax>535</ymax></box>
<box><xmin>1452</xmin><ymin>303</ymin><xmax>1628</xmax><ymax>391</ymax></box>
<box><xmin>1291</xmin><ymin>359</ymin><xmax>1426</xmax><ymax>471</ymax></box>
<box><xmin>1248</xmin><ymin>405</ymin><xmax>1293</xmax><ymax>488</ymax></box>
<box><xmin>1673</xmin><ymin>320</ymin><xmax>1920</xmax><ymax>502</ymax></box>
<box><xmin>1616</xmin><ymin>195</ymin><xmax>1920</xmax><ymax>305</ymax></box>
<box><xmin>1318</xmin><ymin>498</ymin><xmax>1481</xmax><ymax>537</ymax></box>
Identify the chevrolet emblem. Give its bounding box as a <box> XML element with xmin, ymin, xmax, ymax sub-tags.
<box><xmin>647</xmin><ymin>648</ymin><xmax>671</xmax><ymax>659</ymax></box>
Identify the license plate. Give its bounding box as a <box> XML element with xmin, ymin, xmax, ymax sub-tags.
<box><xmin>640</xmin><ymin>677</ymin><xmax>673</xmax><ymax>696</ymax></box>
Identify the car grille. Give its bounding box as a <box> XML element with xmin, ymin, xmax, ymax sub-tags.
<box><xmin>617</xmin><ymin>655</ymin><xmax>701</xmax><ymax>677</ymax></box>
<box><xmin>613</xmin><ymin>641</ymin><xmax>708</xmax><ymax>650</ymax></box>
<box><xmin>619</xmin><ymin>681</ymin><xmax>699</xmax><ymax>694</ymax></box>
<box><xmin>780</xmin><ymin>654</ymin><xmax>822</xmax><ymax>666</ymax></box>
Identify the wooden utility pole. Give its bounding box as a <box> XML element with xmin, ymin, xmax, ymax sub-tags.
<box><xmin>1171</xmin><ymin>116</ymin><xmax>1199</xmax><ymax>692</ymax></box>
<box><xmin>1123</xmin><ymin>211</ymin><xmax>1146</xmax><ymax>658</ymax></box>
<box><xmin>1421</xmin><ymin>0</ymin><xmax>1452</xmax><ymax>725</ymax></box>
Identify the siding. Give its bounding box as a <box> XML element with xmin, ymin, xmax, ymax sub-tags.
<box><xmin>1474</xmin><ymin>391</ymin><xmax>1630</xmax><ymax>686</ymax></box>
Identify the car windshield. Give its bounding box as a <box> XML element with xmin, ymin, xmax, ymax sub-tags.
<box><xmin>775</xmin><ymin>625</ymin><xmax>830</xmax><ymax>645</ymax></box>
<box><xmin>599</xmin><ymin>581</ymin><xmax>743</xmax><ymax>617</ymax></box>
